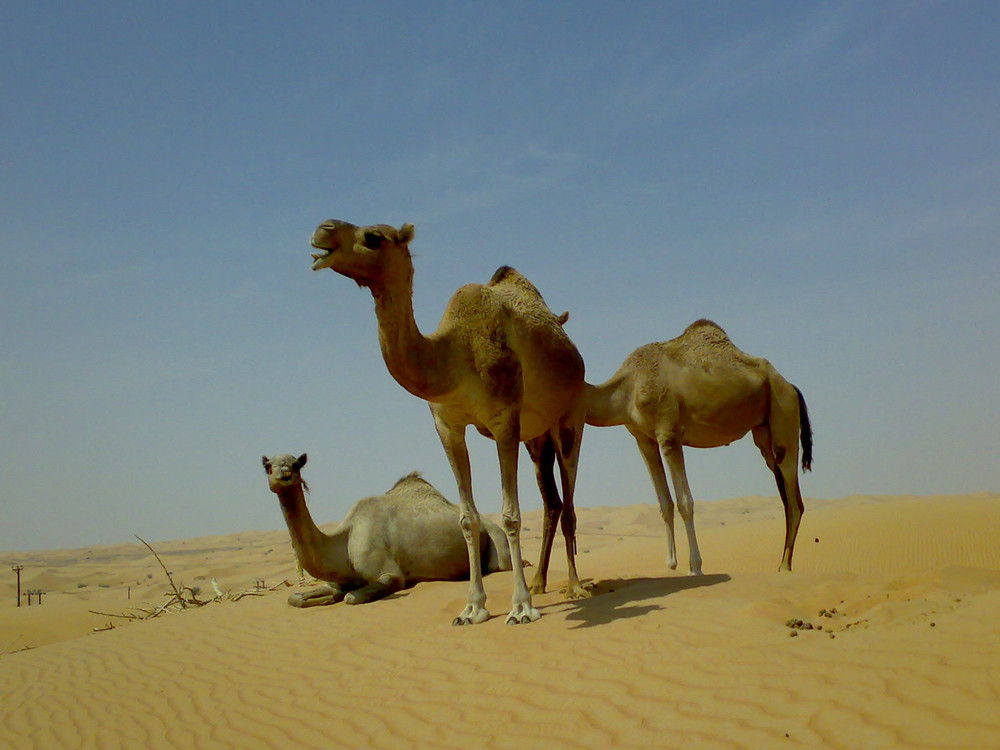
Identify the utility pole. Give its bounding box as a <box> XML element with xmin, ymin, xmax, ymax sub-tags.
<box><xmin>12</xmin><ymin>565</ymin><xmax>23</xmax><ymax>607</ymax></box>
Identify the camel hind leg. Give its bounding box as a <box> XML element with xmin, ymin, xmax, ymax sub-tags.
<box><xmin>525</xmin><ymin>434</ymin><xmax>562</xmax><ymax>594</ymax></box>
<box><xmin>553</xmin><ymin>410</ymin><xmax>587</xmax><ymax>598</ymax></box>
<box><xmin>752</xmin><ymin>377</ymin><xmax>806</xmax><ymax>571</ymax></box>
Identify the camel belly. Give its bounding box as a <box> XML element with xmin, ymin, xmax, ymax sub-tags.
<box><xmin>437</xmin><ymin>373</ymin><xmax>583</xmax><ymax>443</ymax></box>
<box><xmin>679</xmin><ymin>393</ymin><xmax>766</xmax><ymax>448</ymax></box>
<box><xmin>466</xmin><ymin>408</ymin><xmax>563</xmax><ymax>443</ymax></box>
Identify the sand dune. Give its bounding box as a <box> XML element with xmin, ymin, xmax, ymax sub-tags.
<box><xmin>2</xmin><ymin>493</ymin><xmax>999</xmax><ymax>749</ymax></box>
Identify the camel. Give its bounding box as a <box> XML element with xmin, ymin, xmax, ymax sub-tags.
<box><xmin>583</xmin><ymin>319</ymin><xmax>813</xmax><ymax>574</ymax></box>
<box><xmin>310</xmin><ymin>220</ymin><xmax>587</xmax><ymax>625</ymax></box>
<box><xmin>262</xmin><ymin>454</ymin><xmax>513</xmax><ymax>607</ymax></box>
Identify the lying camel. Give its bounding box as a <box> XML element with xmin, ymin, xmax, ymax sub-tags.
<box><xmin>262</xmin><ymin>454</ymin><xmax>513</xmax><ymax>607</ymax></box>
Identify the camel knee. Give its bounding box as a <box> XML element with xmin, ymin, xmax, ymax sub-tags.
<box><xmin>501</xmin><ymin>512</ymin><xmax>521</xmax><ymax>536</ymax></box>
<box><xmin>459</xmin><ymin>512</ymin><xmax>481</xmax><ymax>539</ymax></box>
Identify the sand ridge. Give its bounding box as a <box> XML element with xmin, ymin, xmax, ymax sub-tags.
<box><xmin>2</xmin><ymin>493</ymin><xmax>999</xmax><ymax>749</ymax></box>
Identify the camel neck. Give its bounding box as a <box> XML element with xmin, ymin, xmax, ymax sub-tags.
<box><xmin>371</xmin><ymin>275</ymin><xmax>452</xmax><ymax>401</ymax></box>
<box><xmin>276</xmin><ymin>486</ymin><xmax>349</xmax><ymax>581</ymax></box>
<box><xmin>584</xmin><ymin>378</ymin><xmax>630</xmax><ymax>427</ymax></box>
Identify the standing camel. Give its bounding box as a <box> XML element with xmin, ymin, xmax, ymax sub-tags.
<box><xmin>310</xmin><ymin>220</ymin><xmax>586</xmax><ymax>625</ymax></box>
<box><xmin>584</xmin><ymin>319</ymin><xmax>812</xmax><ymax>574</ymax></box>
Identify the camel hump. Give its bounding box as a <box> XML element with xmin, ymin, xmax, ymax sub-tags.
<box><xmin>388</xmin><ymin>471</ymin><xmax>430</xmax><ymax>491</ymax></box>
<box><xmin>488</xmin><ymin>265</ymin><xmax>518</xmax><ymax>285</ymax></box>
<box><xmin>487</xmin><ymin>266</ymin><xmax>573</xmax><ymax>330</ymax></box>
<box><xmin>487</xmin><ymin>265</ymin><xmax>545</xmax><ymax>298</ymax></box>
<box><xmin>683</xmin><ymin>318</ymin><xmax>730</xmax><ymax>340</ymax></box>
<box><xmin>385</xmin><ymin>472</ymin><xmax>459</xmax><ymax>512</ymax></box>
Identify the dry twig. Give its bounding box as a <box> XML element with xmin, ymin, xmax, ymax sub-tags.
<box><xmin>135</xmin><ymin>534</ymin><xmax>185</xmax><ymax>604</ymax></box>
<box><xmin>82</xmin><ymin>536</ymin><xmax>297</xmax><ymax>628</ymax></box>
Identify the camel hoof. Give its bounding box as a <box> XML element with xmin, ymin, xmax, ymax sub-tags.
<box><xmin>506</xmin><ymin>614</ymin><xmax>535</xmax><ymax>626</ymax></box>
<box><xmin>452</xmin><ymin>604</ymin><xmax>490</xmax><ymax>625</ymax></box>
<box><xmin>505</xmin><ymin>604</ymin><xmax>541</xmax><ymax>625</ymax></box>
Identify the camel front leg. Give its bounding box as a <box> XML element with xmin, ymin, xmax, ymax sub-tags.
<box><xmin>287</xmin><ymin>583</ymin><xmax>346</xmax><ymax>608</ymax></box>
<box><xmin>496</xmin><ymin>419</ymin><xmax>539</xmax><ymax>625</ymax></box>
<box><xmin>661</xmin><ymin>441</ymin><xmax>704</xmax><ymax>576</ymax></box>
<box><xmin>432</xmin><ymin>409</ymin><xmax>489</xmax><ymax>625</ymax></box>
<box><xmin>343</xmin><ymin>571</ymin><xmax>406</xmax><ymax>605</ymax></box>
<box><xmin>630</xmin><ymin>429</ymin><xmax>680</xmax><ymax>571</ymax></box>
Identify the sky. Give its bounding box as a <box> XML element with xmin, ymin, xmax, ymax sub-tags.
<box><xmin>2</xmin><ymin>1</ymin><xmax>998</xmax><ymax>553</ymax></box>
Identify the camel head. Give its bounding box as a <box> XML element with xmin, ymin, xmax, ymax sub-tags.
<box><xmin>310</xmin><ymin>219</ymin><xmax>416</xmax><ymax>288</ymax></box>
<box><xmin>262</xmin><ymin>453</ymin><xmax>308</xmax><ymax>494</ymax></box>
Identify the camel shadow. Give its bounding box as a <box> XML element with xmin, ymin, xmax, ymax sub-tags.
<box><xmin>549</xmin><ymin>573</ymin><xmax>731</xmax><ymax>629</ymax></box>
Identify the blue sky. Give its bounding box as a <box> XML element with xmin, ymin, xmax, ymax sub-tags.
<box><xmin>2</xmin><ymin>2</ymin><xmax>997</xmax><ymax>552</ymax></box>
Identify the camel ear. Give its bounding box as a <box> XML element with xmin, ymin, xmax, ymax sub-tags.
<box><xmin>398</xmin><ymin>223</ymin><xmax>415</xmax><ymax>244</ymax></box>
<box><xmin>262</xmin><ymin>456</ymin><xmax>271</xmax><ymax>472</ymax></box>
<box><xmin>295</xmin><ymin>453</ymin><xmax>308</xmax><ymax>469</ymax></box>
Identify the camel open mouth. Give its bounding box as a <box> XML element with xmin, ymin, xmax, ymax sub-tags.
<box><xmin>310</xmin><ymin>239</ymin><xmax>335</xmax><ymax>271</ymax></box>
<box><xmin>310</xmin><ymin>250</ymin><xmax>331</xmax><ymax>271</ymax></box>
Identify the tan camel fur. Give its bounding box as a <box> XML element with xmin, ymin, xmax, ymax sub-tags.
<box><xmin>262</xmin><ymin>454</ymin><xmax>512</xmax><ymax>607</ymax></box>
<box><xmin>310</xmin><ymin>220</ymin><xmax>587</xmax><ymax>625</ymax></box>
<box><xmin>584</xmin><ymin>319</ymin><xmax>813</xmax><ymax>574</ymax></box>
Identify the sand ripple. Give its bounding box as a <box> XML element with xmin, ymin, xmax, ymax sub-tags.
<box><xmin>2</xmin><ymin>494</ymin><xmax>999</xmax><ymax>749</ymax></box>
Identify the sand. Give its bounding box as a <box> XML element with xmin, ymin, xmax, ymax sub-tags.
<box><xmin>2</xmin><ymin>492</ymin><xmax>998</xmax><ymax>749</ymax></box>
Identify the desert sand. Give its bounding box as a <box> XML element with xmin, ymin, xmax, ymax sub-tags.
<box><xmin>2</xmin><ymin>492</ymin><xmax>998</xmax><ymax>749</ymax></box>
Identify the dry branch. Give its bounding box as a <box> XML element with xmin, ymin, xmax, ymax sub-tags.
<box><xmin>88</xmin><ymin>609</ymin><xmax>144</xmax><ymax>620</ymax></box>
<box><xmin>80</xmin><ymin>535</ymin><xmax>297</xmax><ymax>630</ymax></box>
<box><xmin>1</xmin><ymin>635</ymin><xmax>25</xmax><ymax>657</ymax></box>
<box><xmin>135</xmin><ymin>534</ymin><xmax>185</xmax><ymax>603</ymax></box>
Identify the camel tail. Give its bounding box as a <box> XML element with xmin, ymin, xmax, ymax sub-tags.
<box><xmin>794</xmin><ymin>385</ymin><xmax>813</xmax><ymax>472</ymax></box>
